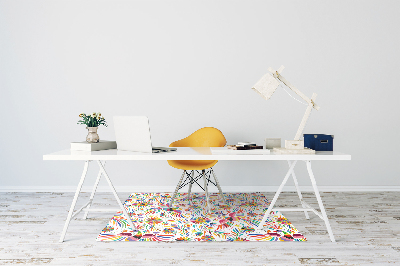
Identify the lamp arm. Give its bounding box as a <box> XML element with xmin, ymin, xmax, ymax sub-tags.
<box><xmin>294</xmin><ymin>93</ymin><xmax>318</xmax><ymax>140</ymax></box>
<box><xmin>265</xmin><ymin>66</ymin><xmax>321</xmax><ymax>141</ymax></box>
<box><xmin>272</xmin><ymin>72</ymin><xmax>320</xmax><ymax>111</ymax></box>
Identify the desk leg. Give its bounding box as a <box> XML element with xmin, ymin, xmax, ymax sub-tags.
<box><xmin>83</xmin><ymin>161</ymin><xmax>105</xmax><ymax>219</ymax></box>
<box><xmin>96</xmin><ymin>160</ymin><xmax>137</xmax><ymax>231</ymax></box>
<box><xmin>59</xmin><ymin>160</ymin><xmax>89</xmax><ymax>242</ymax></box>
<box><xmin>288</xmin><ymin>160</ymin><xmax>310</xmax><ymax>220</ymax></box>
<box><xmin>257</xmin><ymin>160</ymin><xmax>297</xmax><ymax>230</ymax></box>
<box><xmin>306</xmin><ymin>161</ymin><xmax>335</xmax><ymax>242</ymax></box>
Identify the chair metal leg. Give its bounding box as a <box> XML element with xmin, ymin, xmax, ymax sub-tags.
<box><xmin>188</xmin><ymin>170</ymin><xmax>193</xmax><ymax>202</ymax></box>
<box><xmin>172</xmin><ymin>168</ymin><xmax>224</xmax><ymax>210</ymax></box>
<box><xmin>288</xmin><ymin>160</ymin><xmax>310</xmax><ymax>220</ymax></box>
<box><xmin>211</xmin><ymin>168</ymin><xmax>226</xmax><ymax>205</ymax></box>
<box><xmin>170</xmin><ymin>170</ymin><xmax>186</xmax><ymax>207</ymax></box>
<box><xmin>202</xmin><ymin>170</ymin><xmax>211</xmax><ymax>213</ymax></box>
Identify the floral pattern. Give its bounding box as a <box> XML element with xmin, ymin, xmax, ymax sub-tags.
<box><xmin>97</xmin><ymin>192</ymin><xmax>306</xmax><ymax>242</ymax></box>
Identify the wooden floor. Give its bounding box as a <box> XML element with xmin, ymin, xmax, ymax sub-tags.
<box><xmin>0</xmin><ymin>191</ymin><xmax>399</xmax><ymax>265</ymax></box>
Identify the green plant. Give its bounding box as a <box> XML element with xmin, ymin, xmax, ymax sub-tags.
<box><xmin>77</xmin><ymin>112</ymin><xmax>107</xmax><ymax>127</ymax></box>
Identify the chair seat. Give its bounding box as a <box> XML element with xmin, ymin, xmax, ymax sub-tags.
<box><xmin>167</xmin><ymin>160</ymin><xmax>218</xmax><ymax>170</ymax></box>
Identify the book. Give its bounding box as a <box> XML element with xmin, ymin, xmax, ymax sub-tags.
<box><xmin>237</xmin><ymin>142</ymin><xmax>256</xmax><ymax>146</ymax></box>
<box><xmin>70</xmin><ymin>140</ymin><xmax>117</xmax><ymax>151</ymax></box>
<box><xmin>228</xmin><ymin>145</ymin><xmax>263</xmax><ymax>150</ymax></box>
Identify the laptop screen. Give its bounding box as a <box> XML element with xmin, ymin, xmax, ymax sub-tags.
<box><xmin>113</xmin><ymin>116</ymin><xmax>153</xmax><ymax>153</ymax></box>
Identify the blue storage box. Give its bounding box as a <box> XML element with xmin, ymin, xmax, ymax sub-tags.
<box><xmin>303</xmin><ymin>134</ymin><xmax>334</xmax><ymax>151</ymax></box>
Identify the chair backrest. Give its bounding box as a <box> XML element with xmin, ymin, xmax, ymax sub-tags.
<box><xmin>170</xmin><ymin>127</ymin><xmax>226</xmax><ymax>148</ymax></box>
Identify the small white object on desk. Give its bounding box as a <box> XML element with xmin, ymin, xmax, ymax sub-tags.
<box><xmin>211</xmin><ymin>147</ymin><xmax>270</xmax><ymax>155</ymax></box>
<box><xmin>265</xmin><ymin>138</ymin><xmax>281</xmax><ymax>149</ymax></box>
<box><xmin>70</xmin><ymin>140</ymin><xmax>117</xmax><ymax>151</ymax></box>
<box><xmin>285</xmin><ymin>140</ymin><xmax>305</xmax><ymax>150</ymax></box>
<box><xmin>275</xmin><ymin>140</ymin><xmax>315</xmax><ymax>154</ymax></box>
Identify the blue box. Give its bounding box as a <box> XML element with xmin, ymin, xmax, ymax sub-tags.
<box><xmin>303</xmin><ymin>134</ymin><xmax>334</xmax><ymax>151</ymax></box>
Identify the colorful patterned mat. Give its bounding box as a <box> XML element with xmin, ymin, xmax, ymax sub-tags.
<box><xmin>97</xmin><ymin>192</ymin><xmax>306</xmax><ymax>242</ymax></box>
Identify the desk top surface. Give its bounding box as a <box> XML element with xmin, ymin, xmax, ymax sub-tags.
<box><xmin>43</xmin><ymin>147</ymin><xmax>351</xmax><ymax>161</ymax></box>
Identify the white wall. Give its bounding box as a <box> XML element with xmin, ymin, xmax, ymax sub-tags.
<box><xmin>1</xmin><ymin>0</ymin><xmax>399</xmax><ymax>189</ymax></box>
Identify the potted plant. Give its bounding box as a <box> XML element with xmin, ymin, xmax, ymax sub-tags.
<box><xmin>77</xmin><ymin>112</ymin><xmax>107</xmax><ymax>143</ymax></box>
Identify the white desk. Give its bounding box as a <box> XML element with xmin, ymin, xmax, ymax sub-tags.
<box><xmin>43</xmin><ymin>148</ymin><xmax>351</xmax><ymax>242</ymax></box>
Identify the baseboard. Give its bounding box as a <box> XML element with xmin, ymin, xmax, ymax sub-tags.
<box><xmin>1</xmin><ymin>186</ymin><xmax>400</xmax><ymax>193</ymax></box>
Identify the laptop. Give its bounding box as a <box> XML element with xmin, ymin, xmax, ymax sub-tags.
<box><xmin>113</xmin><ymin>116</ymin><xmax>176</xmax><ymax>153</ymax></box>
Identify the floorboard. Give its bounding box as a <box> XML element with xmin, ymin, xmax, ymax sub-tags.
<box><xmin>0</xmin><ymin>192</ymin><xmax>399</xmax><ymax>265</ymax></box>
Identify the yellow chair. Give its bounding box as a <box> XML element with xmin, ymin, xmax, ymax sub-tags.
<box><xmin>168</xmin><ymin>127</ymin><xmax>227</xmax><ymax>211</ymax></box>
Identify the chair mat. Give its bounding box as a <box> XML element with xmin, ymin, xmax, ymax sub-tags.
<box><xmin>97</xmin><ymin>192</ymin><xmax>306</xmax><ymax>241</ymax></box>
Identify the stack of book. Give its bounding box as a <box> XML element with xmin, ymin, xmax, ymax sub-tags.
<box><xmin>227</xmin><ymin>142</ymin><xmax>263</xmax><ymax>150</ymax></box>
<box><xmin>211</xmin><ymin>142</ymin><xmax>270</xmax><ymax>155</ymax></box>
<box><xmin>70</xmin><ymin>140</ymin><xmax>117</xmax><ymax>151</ymax></box>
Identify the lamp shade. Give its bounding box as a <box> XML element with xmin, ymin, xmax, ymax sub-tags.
<box><xmin>251</xmin><ymin>73</ymin><xmax>280</xmax><ymax>100</ymax></box>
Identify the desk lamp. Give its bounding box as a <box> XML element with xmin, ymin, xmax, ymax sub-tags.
<box><xmin>252</xmin><ymin>66</ymin><xmax>320</xmax><ymax>154</ymax></box>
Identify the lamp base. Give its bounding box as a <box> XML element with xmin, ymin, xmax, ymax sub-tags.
<box><xmin>285</xmin><ymin>140</ymin><xmax>304</xmax><ymax>149</ymax></box>
<box><xmin>273</xmin><ymin>147</ymin><xmax>315</xmax><ymax>154</ymax></box>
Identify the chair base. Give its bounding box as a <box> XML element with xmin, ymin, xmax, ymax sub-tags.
<box><xmin>169</xmin><ymin>168</ymin><xmax>226</xmax><ymax>212</ymax></box>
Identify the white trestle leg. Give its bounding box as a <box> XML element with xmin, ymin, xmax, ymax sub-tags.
<box><xmin>306</xmin><ymin>160</ymin><xmax>335</xmax><ymax>242</ymax></box>
<box><xmin>59</xmin><ymin>160</ymin><xmax>90</xmax><ymax>242</ymax></box>
<box><xmin>83</xmin><ymin>161</ymin><xmax>106</xmax><ymax>219</ymax></box>
<box><xmin>257</xmin><ymin>160</ymin><xmax>297</xmax><ymax>230</ymax></box>
<box><xmin>255</xmin><ymin>160</ymin><xmax>335</xmax><ymax>242</ymax></box>
<box><xmin>96</xmin><ymin>160</ymin><xmax>137</xmax><ymax>231</ymax></box>
<box><xmin>288</xmin><ymin>160</ymin><xmax>310</xmax><ymax>220</ymax></box>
